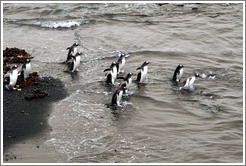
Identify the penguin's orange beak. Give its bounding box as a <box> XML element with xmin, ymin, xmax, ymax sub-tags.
<box><xmin>149</xmin><ymin>62</ymin><xmax>151</xmax><ymax>64</ymax></box>
<box><xmin>132</xmin><ymin>73</ymin><xmax>136</xmax><ymax>75</ymax></box>
<box><xmin>116</xmin><ymin>62</ymin><xmax>120</xmax><ymax>64</ymax></box>
<box><xmin>183</xmin><ymin>66</ymin><xmax>185</xmax><ymax>68</ymax></box>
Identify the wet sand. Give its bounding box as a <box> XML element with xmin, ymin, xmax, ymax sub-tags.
<box><xmin>3</xmin><ymin>77</ymin><xmax>67</xmax><ymax>163</ymax></box>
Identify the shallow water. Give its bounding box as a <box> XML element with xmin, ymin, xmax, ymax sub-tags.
<box><xmin>3</xmin><ymin>3</ymin><xmax>244</xmax><ymax>163</ymax></box>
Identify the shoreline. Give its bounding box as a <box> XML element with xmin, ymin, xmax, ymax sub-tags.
<box><xmin>3</xmin><ymin>76</ymin><xmax>68</xmax><ymax>163</ymax></box>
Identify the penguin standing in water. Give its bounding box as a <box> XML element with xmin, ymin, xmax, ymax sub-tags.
<box><xmin>117</xmin><ymin>72</ymin><xmax>136</xmax><ymax>88</ymax></box>
<box><xmin>180</xmin><ymin>73</ymin><xmax>202</xmax><ymax>90</ymax></box>
<box><xmin>116</xmin><ymin>52</ymin><xmax>127</xmax><ymax>74</ymax></box>
<box><xmin>104</xmin><ymin>62</ymin><xmax>118</xmax><ymax>84</ymax></box>
<box><xmin>5</xmin><ymin>65</ymin><xmax>19</xmax><ymax>90</ymax></box>
<box><xmin>69</xmin><ymin>52</ymin><xmax>82</xmax><ymax>72</ymax></box>
<box><xmin>66</xmin><ymin>42</ymin><xmax>80</xmax><ymax>63</ymax></box>
<box><xmin>136</xmin><ymin>61</ymin><xmax>151</xmax><ymax>83</ymax></box>
<box><xmin>111</xmin><ymin>86</ymin><xmax>128</xmax><ymax>107</ymax></box>
<box><xmin>20</xmin><ymin>59</ymin><xmax>32</xmax><ymax>80</ymax></box>
<box><xmin>172</xmin><ymin>64</ymin><xmax>185</xmax><ymax>82</ymax></box>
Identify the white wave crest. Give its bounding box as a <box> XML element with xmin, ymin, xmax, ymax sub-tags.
<box><xmin>37</xmin><ymin>20</ymin><xmax>90</xmax><ymax>28</ymax></box>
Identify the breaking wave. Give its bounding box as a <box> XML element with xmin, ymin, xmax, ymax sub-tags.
<box><xmin>3</xmin><ymin>18</ymin><xmax>91</xmax><ymax>29</ymax></box>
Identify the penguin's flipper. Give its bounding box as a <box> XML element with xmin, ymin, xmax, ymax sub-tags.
<box><xmin>69</xmin><ymin>61</ymin><xmax>74</xmax><ymax>71</ymax></box>
<box><xmin>66</xmin><ymin>47</ymin><xmax>71</xmax><ymax>50</ymax></box>
<box><xmin>111</xmin><ymin>91</ymin><xmax>118</xmax><ymax>105</ymax></box>
<box><xmin>180</xmin><ymin>79</ymin><xmax>187</xmax><ymax>87</ymax></box>
<box><xmin>104</xmin><ymin>68</ymin><xmax>111</xmax><ymax>72</ymax></box>
<box><xmin>106</xmin><ymin>74</ymin><xmax>112</xmax><ymax>83</ymax></box>
<box><xmin>22</xmin><ymin>63</ymin><xmax>26</xmax><ymax>70</ymax></box>
<box><xmin>172</xmin><ymin>74</ymin><xmax>177</xmax><ymax>82</ymax></box>
<box><xmin>20</xmin><ymin>71</ymin><xmax>24</xmax><ymax>80</ymax></box>
<box><xmin>137</xmin><ymin>67</ymin><xmax>141</xmax><ymax>70</ymax></box>
<box><xmin>136</xmin><ymin>72</ymin><xmax>141</xmax><ymax>82</ymax></box>
<box><xmin>116</xmin><ymin>76</ymin><xmax>125</xmax><ymax>80</ymax></box>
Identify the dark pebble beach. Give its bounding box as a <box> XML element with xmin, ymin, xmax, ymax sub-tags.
<box><xmin>3</xmin><ymin>76</ymin><xmax>67</xmax><ymax>157</ymax></box>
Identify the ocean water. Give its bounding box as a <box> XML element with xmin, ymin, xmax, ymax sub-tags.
<box><xmin>3</xmin><ymin>2</ymin><xmax>244</xmax><ymax>163</ymax></box>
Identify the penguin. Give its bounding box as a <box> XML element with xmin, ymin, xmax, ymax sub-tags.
<box><xmin>66</xmin><ymin>42</ymin><xmax>80</xmax><ymax>63</ymax></box>
<box><xmin>117</xmin><ymin>72</ymin><xmax>136</xmax><ymax>88</ymax></box>
<box><xmin>111</xmin><ymin>86</ymin><xmax>128</xmax><ymax>106</ymax></box>
<box><xmin>104</xmin><ymin>62</ymin><xmax>118</xmax><ymax>84</ymax></box>
<box><xmin>70</xmin><ymin>52</ymin><xmax>82</xmax><ymax>72</ymax></box>
<box><xmin>136</xmin><ymin>61</ymin><xmax>151</xmax><ymax>83</ymax></box>
<box><xmin>20</xmin><ymin>59</ymin><xmax>32</xmax><ymax>80</ymax></box>
<box><xmin>5</xmin><ymin>65</ymin><xmax>19</xmax><ymax>90</ymax></box>
<box><xmin>172</xmin><ymin>64</ymin><xmax>185</xmax><ymax>82</ymax></box>
<box><xmin>180</xmin><ymin>73</ymin><xmax>202</xmax><ymax>90</ymax></box>
<box><xmin>116</xmin><ymin>52</ymin><xmax>127</xmax><ymax>74</ymax></box>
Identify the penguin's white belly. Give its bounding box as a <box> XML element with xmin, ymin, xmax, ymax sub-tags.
<box><xmin>24</xmin><ymin>63</ymin><xmax>31</xmax><ymax>79</ymax></box>
<box><xmin>117</xmin><ymin>91</ymin><xmax>123</xmax><ymax>106</ymax></box>
<box><xmin>72</xmin><ymin>47</ymin><xmax>78</xmax><ymax>56</ymax></box>
<box><xmin>111</xmin><ymin>66</ymin><xmax>117</xmax><ymax>84</ymax></box>
<box><xmin>140</xmin><ymin>66</ymin><xmax>148</xmax><ymax>82</ymax></box>
<box><xmin>127</xmin><ymin>78</ymin><xmax>132</xmax><ymax>88</ymax></box>
<box><xmin>177</xmin><ymin>68</ymin><xmax>183</xmax><ymax>81</ymax></box>
<box><xmin>72</xmin><ymin>56</ymin><xmax>80</xmax><ymax>72</ymax></box>
<box><xmin>119</xmin><ymin>58</ymin><xmax>125</xmax><ymax>71</ymax></box>
<box><xmin>9</xmin><ymin>70</ymin><xmax>18</xmax><ymax>87</ymax></box>
<box><xmin>184</xmin><ymin>76</ymin><xmax>195</xmax><ymax>87</ymax></box>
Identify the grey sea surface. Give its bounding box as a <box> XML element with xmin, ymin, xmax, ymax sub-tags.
<box><xmin>3</xmin><ymin>3</ymin><xmax>244</xmax><ymax>163</ymax></box>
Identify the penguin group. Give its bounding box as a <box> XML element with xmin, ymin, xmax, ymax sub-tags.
<box><xmin>108</xmin><ymin>61</ymin><xmax>205</xmax><ymax>108</ymax></box>
<box><xmin>65</xmin><ymin>42</ymin><xmax>83</xmax><ymax>73</ymax></box>
<box><xmin>4</xmin><ymin>59</ymin><xmax>32</xmax><ymax>90</ymax></box>
<box><xmin>103</xmin><ymin>52</ymin><xmax>151</xmax><ymax>108</ymax></box>
<box><xmin>172</xmin><ymin>64</ymin><xmax>202</xmax><ymax>90</ymax></box>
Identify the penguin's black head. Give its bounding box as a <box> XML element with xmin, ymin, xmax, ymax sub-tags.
<box><xmin>74</xmin><ymin>42</ymin><xmax>80</xmax><ymax>46</ymax></box>
<box><xmin>111</xmin><ymin>62</ymin><xmax>117</xmax><ymax>68</ymax></box>
<box><xmin>76</xmin><ymin>52</ymin><xmax>83</xmax><ymax>56</ymax></box>
<box><xmin>122</xmin><ymin>86</ymin><xmax>128</xmax><ymax>91</ymax></box>
<box><xmin>12</xmin><ymin>65</ymin><xmax>18</xmax><ymax>69</ymax></box>
<box><xmin>178</xmin><ymin>64</ymin><xmax>184</xmax><ymax>68</ymax></box>
<box><xmin>195</xmin><ymin>73</ymin><xmax>201</xmax><ymax>78</ymax></box>
<box><xmin>144</xmin><ymin>61</ymin><xmax>151</xmax><ymax>66</ymax></box>
<box><xmin>120</xmin><ymin>52</ymin><xmax>128</xmax><ymax>58</ymax></box>
<box><xmin>127</xmin><ymin>72</ymin><xmax>136</xmax><ymax>77</ymax></box>
<box><xmin>26</xmin><ymin>59</ymin><xmax>32</xmax><ymax>63</ymax></box>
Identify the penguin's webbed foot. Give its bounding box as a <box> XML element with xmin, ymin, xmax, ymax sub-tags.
<box><xmin>118</xmin><ymin>104</ymin><xmax>123</xmax><ymax>108</ymax></box>
<box><xmin>5</xmin><ymin>85</ymin><xmax>11</xmax><ymax>90</ymax></box>
<box><xmin>119</xmin><ymin>70</ymin><xmax>125</xmax><ymax>74</ymax></box>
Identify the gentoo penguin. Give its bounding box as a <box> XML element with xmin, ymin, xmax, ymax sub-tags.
<box><xmin>70</xmin><ymin>52</ymin><xmax>82</xmax><ymax>72</ymax></box>
<box><xmin>116</xmin><ymin>53</ymin><xmax>127</xmax><ymax>74</ymax></box>
<box><xmin>180</xmin><ymin>73</ymin><xmax>202</xmax><ymax>90</ymax></box>
<box><xmin>66</xmin><ymin>42</ymin><xmax>80</xmax><ymax>63</ymax></box>
<box><xmin>172</xmin><ymin>64</ymin><xmax>185</xmax><ymax>82</ymax></box>
<box><xmin>6</xmin><ymin>65</ymin><xmax>19</xmax><ymax>90</ymax></box>
<box><xmin>117</xmin><ymin>72</ymin><xmax>136</xmax><ymax>88</ymax></box>
<box><xmin>20</xmin><ymin>59</ymin><xmax>32</xmax><ymax>80</ymax></box>
<box><xmin>136</xmin><ymin>61</ymin><xmax>151</xmax><ymax>83</ymax></box>
<box><xmin>104</xmin><ymin>62</ymin><xmax>118</xmax><ymax>84</ymax></box>
<box><xmin>112</xmin><ymin>86</ymin><xmax>128</xmax><ymax>106</ymax></box>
